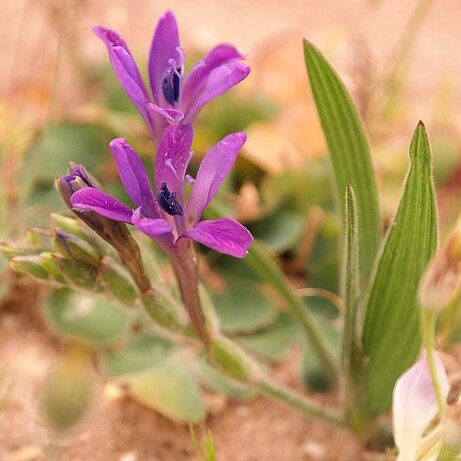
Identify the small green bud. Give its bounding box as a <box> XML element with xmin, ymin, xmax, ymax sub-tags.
<box><xmin>42</xmin><ymin>347</ymin><xmax>93</xmax><ymax>431</ymax></box>
<box><xmin>209</xmin><ymin>336</ymin><xmax>253</xmax><ymax>383</ymax></box>
<box><xmin>53</xmin><ymin>230</ymin><xmax>101</xmax><ymax>267</ymax></box>
<box><xmin>26</xmin><ymin>228</ymin><xmax>53</xmax><ymax>248</ymax></box>
<box><xmin>40</xmin><ymin>252</ymin><xmax>61</xmax><ymax>276</ymax></box>
<box><xmin>52</xmin><ymin>254</ymin><xmax>98</xmax><ymax>291</ymax></box>
<box><xmin>39</xmin><ymin>252</ymin><xmax>67</xmax><ymax>284</ymax></box>
<box><xmin>98</xmin><ymin>256</ymin><xmax>138</xmax><ymax>306</ymax></box>
<box><xmin>0</xmin><ymin>242</ymin><xmax>34</xmax><ymax>260</ymax></box>
<box><xmin>141</xmin><ymin>290</ymin><xmax>187</xmax><ymax>332</ymax></box>
<box><xmin>10</xmin><ymin>255</ymin><xmax>49</xmax><ymax>280</ymax></box>
<box><xmin>50</xmin><ymin>213</ymin><xmax>91</xmax><ymax>240</ymax></box>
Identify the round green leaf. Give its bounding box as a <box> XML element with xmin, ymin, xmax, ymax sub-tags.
<box><xmin>238</xmin><ymin>313</ymin><xmax>297</xmax><ymax>361</ymax></box>
<box><xmin>102</xmin><ymin>334</ymin><xmax>174</xmax><ymax>376</ymax></box>
<box><xmin>214</xmin><ymin>277</ymin><xmax>277</xmax><ymax>334</ymax></box>
<box><xmin>121</xmin><ymin>358</ymin><xmax>205</xmax><ymax>423</ymax></box>
<box><xmin>44</xmin><ymin>289</ymin><xmax>129</xmax><ymax>348</ymax></box>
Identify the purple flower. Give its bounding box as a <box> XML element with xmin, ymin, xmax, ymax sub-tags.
<box><xmin>93</xmin><ymin>10</ymin><xmax>250</xmax><ymax>144</ymax></box>
<box><xmin>70</xmin><ymin>124</ymin><xmax>253</xmax><ymax>259</ymax></box>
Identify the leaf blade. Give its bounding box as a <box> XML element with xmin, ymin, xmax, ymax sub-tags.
<box><xmin>303</xmin><ymin>41</ymin><xmax>381</xmax><ymax>287</ymax></box>
<box><xmin>361</xmin><ymin>122</ymin><xmax>438</xmax><ymax>416</ymax></box>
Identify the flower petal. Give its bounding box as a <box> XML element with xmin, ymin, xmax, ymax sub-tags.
<box><xmin>181</xmin><ymin>44</ymin><xmax>244</xmax><ymax>110</ymax></box>
<box><xmin>131</xmin><ymin>208</ymin><xmax>173</xmax><ymax>237</ymax></box>
<box><xmin>183</xmin><ymin>61</ymin><xmax>250</xmax><ymax>123</ymax></box>
<box><xmin>392</xmin><ymin>352</ymin><xmax>450</xmax><ymax>461</ymax></box>
<box><xmin>148</xmin><ymin>10</ymin><xmax>181</xmax><ymax>104</ymax></box>
<box><xmin>154</xmin><ymin>124</ymin><xmax>194</xmax><ymax>199</ymax></box>
<box><xmin>93</xmin><ymin>26</ymin><xmax>149</xmax><ymax>117</ymax></box>
<box><xmin>70</xmin><ymin>188</ymin><xmax>133</xmax><ymax>223</ymax></box>
<box><xmin>147</xmin><ymin>103</ymin><xmax>184</xmax><ymax>124</ymax></box>
<box><xmin>180</xmin><ymin>217</ymin><xmax>253</xmax><ymax>258</ymax></box>
<box><xmin>187</xmin><ymin>131</ymin><xmax>246</xmax><ymax>223</ymax></box>
<box><xmin>109</xmin><ymin>138</ymin><xmax>157</xmax><ymax>217</ymax></box>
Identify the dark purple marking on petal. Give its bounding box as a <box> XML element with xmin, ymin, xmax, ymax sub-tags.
<box><xmin>180</xmin><ymin>217</ymin><xmax>253</xmax><ymax>258</ymax></box>
<box><xmin>162</xmin><ymin>66</ymin><xmax>182</xmax><ymax>106</ymax></box>
<box><xmin>71</xmin><ymin>188</ymin><xmax>133</xmax><ymax>223</ymax></box>
<box><xmin>187</xmin><ymin>131</ymin><xmax>246</xmax><ymax>223</ymax></box>
<box><xmin>157</xmin><ymin>183</ymin><xmax>183</xmax><ymax>216</ymax></box>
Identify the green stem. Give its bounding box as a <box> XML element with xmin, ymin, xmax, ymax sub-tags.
<box><xmin>255</xmin><ymin>374</ymin><xmax>346</xmax><ymax>426</ymax></box>
<box><xmin>422</xmin><ymin>311</ymin><xmax>447</xmax><ymax>413</ymax></box>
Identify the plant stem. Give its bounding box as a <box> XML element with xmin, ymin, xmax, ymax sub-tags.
<box><xmin>171</xmin><ymin>240</ymin><xmax>211</xmax><ymax>345</ymax></box>
<box><xmin>422</xmin><ymin>311</ymin><xmax>447</xmax><ymax>413</ymax></box>
<box><xmin>255</xmin><ymin>374</ymin><xmax>346</xmax><ymax>426</ymax></box>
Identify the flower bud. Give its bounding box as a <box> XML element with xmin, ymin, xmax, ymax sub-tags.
<box><xmin>50</xmin><ymin>254</ymin><xmax>98</xmax><ymax>291</ymax></box>
<box><xmin>53</xmin><ymin>230</ymin><xmax>101</xmax><ymax>267</ymax></box>
<box><xmin>0</xmin><ymin>242</ymin><xmax>35</xmax><ymax>260</ymax></box>
<box><xmin>26</xmin><ymin>228</ymin><xmax>53</xmax><ymax>248</ymax></box>
<box><xmin>56</xmin><ymin>163</ymin><xmax>150</xmax><ymax>293</ymax></box>
<box><xmin>10</xmin><ymin>255</ymin><xmax>49</xmax><ymax>280</ymax></box>
<box><xmin>50</xmin><ymin>213</ymin><xmax>92</xmax><ymax>241</ymax></box>
<box><xmin>419</xmin><ymin>226</ymin><xmax>461</xmax><ymax>312</ymax></box>
<box><xmin>98</xmin><ymin>256</ymin><xmax>138</xmax><ymax>306</ymax></box>
<box><xmin>42</xmin><ymin>346</ymin><xmax>93</xmax><ymax>431</ymax></box>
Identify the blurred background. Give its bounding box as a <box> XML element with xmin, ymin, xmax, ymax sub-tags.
<box><xmin>1</xmin><ymin>0</ymin><xmax>461</xmax><ymax>460</ymax></box>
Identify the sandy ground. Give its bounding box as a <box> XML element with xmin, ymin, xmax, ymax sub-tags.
<box><xmin>0</xmin><ymin>280</ymin><xmax>371</xmax><ymax>461</ymax></box>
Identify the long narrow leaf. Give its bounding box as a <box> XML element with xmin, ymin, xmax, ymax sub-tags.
<box><xmin>341</xmin><ymin>185</ymin><xmax>362</xmax><ymax>425</ymax></box>
<box><xmin>361</xmin><ymin>122</ymin><xmax>438</xmax><ymax>417</ymax></box>
<box><xmin>303</xmin><ymin>40</ymin><xmax>380</xmax><ymax>288</ymax></box>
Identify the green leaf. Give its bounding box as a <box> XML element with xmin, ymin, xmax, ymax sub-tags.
<box><xmin>120</xmin><ymin>357</ymin><xmax>205</xmax><ymax>423</ymax></box>
<box><xmin>44</xmin><ymin>289</ymin><xmax>129</xmax><ymax>348</ymax></box>
<box><xmin>214</xmin><ymin>277</ymin><xmax>277</xmax><ymax>334</ymax></box>
<box><xmin>340</xmin><ymin>185</ymin><xmax>361</xmax><ymax>383</ymax></box>
<box><xmin>361</xmin><ymin>122</ymin><xmax>438</xmax><ymax>417</ymax></box>
<box><xmin>238</xmin><ymin>313</ymin><xmax>297</xmax><ymax>361</ymax></box>
<box><xmin>102</xmin><ymin>334</ymin><xmax>174</xmax><ymax>376</ymax></box>
<box><xmin>303</xmin><ymin>41</ymin><xmax>381</xmax><ymax>288</ymax></box>
<box><xmin>249</xmin><ymin>210</ymin><xmax>304</xmax><ymax>253</ymax></box>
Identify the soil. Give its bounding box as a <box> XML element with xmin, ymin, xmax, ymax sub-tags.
<box><xmin>0</xmin><ymin>276</ymin><xmax>382</xmax><ymax>461</ymax></box>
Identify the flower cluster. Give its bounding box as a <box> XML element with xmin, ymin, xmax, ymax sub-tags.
<box><xmin>59</xmin><ymin>10</ymin><xmax>253</xmax><ymax>260</ymax></box>
<box><xmin>94</xmin><ymin>10</ymin><xmax>250</xmax><ymax>145</ymax></box>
